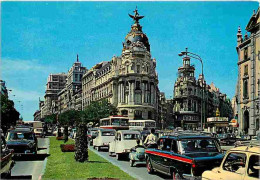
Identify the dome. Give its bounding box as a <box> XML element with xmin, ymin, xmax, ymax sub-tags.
<box><xmin>123</xmin><ymin>9</ymin><xmax>150</xmax><ymax>52</ymax></box>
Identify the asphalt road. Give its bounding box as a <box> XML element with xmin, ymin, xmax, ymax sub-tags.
<box><xmin>89</xmin><ymin>146</ymin><xmax>170</xmax><ymax>180</ymax></box>
<box><xmin>11</xmin><ymin>137</ymin><xmax>50</xmax><ymax>180</ymax></box>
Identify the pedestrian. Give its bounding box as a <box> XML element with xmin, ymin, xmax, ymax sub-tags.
<box><xmin>144</xmin><ymin>128</ymin><xmax>158</xmax><ymax>148</ymax></box>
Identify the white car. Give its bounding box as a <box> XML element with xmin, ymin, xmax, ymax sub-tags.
<box><xmin>34</xmin><ymin>128</ymin><xmax>44</xmax><ymax>137</ymax></box>
<box><xmin>93</xmin><ymin>129</ymin><xmax>116</xmax><ymax>151</ymax></box>
<box><xmin>109</xmin><ymin>130</ymin><xmax>141</xmax><ymax>160</ymax></box>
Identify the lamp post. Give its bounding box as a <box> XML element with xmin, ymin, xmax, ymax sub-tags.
<box><xmin>178</xmin><ymin>48</ymin><xmax>204</xmax><ymax>130</ymax></box>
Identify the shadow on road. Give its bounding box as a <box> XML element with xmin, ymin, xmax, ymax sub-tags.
<box><xmin>3</xmin><ymin>175</ymin><xmax>32</xmax><ymax>180</ymax></box>
<box><xmin>87</xmin><ymin>160</ymin><xmax>108</xmax><ymax>163</ymax></box>
<box><xmin>13</xmin><ymin>154</ymin><xmax>50</xmax><ymax>161</ymax></box>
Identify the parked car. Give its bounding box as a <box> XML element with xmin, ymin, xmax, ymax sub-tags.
<box><xmin>87</xmin><ymin>128</ymin><xmax>99</xmax><ymax>146</ymax></box>
<box><xmin>218</xmin><ymin>133</ymin><xmax>237</xmax><ymax>145</ymax></box>
<box><xmin>202</xmin><ymin>145</ymin><xmax>260</xmax><ymax>180</ymax></box>
<box><xmin>145</xmin><ymin>131</ymin><xmax>224</xmax><ymax>179</ymax></box>
<box><xmin>109</xmin><ymin>130</ymin><xmax>141</xmax><ymax>160</ymax></box>
<box><xmin>6</xmin><ymin>128</ymin><xmax>38</xmax><ymax>155</ymax></box>
<box><xmin>1</xmin><ymin>130</ymin><xmax>15</xmax><ymax>178</ymax></box>
<box><xmin>69</xmin><ymin>128</ymin><xmax>77</xmax><ymax>139</ymax></box>
<box><xmin>93</xmin><ymin>129</ymin><xmax>116</xmax><ymax>151</ymax></box>
<box><xmin>34</xmin><ymin>128</ymin><xmax>44</xmax><ymax>138</ymax></box>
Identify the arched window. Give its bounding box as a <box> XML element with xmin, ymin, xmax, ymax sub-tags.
<box><xmin>243</xmin><ymin>80</ymin><xmax>248</xmax><ymax>98</ymax></box>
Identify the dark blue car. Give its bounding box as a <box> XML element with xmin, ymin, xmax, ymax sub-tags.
<box><xmin>145</xmin><ymin>132</ymin><xmax>224</xmax><ymax>179</ymax></box>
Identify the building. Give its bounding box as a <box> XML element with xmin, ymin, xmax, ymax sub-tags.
<box><xmin>0</xmin><ymin>80</ymin><xmax>8</xmax><ymax>96</ymax></box>
<box><xmin>173</xmin><ymin>55</ymin><xmax>232</xmax><ymax>129</ymax></box>
<box><xmin>58</xmin><ymin>55</ymin><xmax>87</xmax><ymax>113</ymax></box>
<box><xmin>82</xmin><ymin>9</ymin><xmax>159</xmax><ymax>121</ymax></box>
<box><xmin>42</xmin><ymin>73</ymin><xmax>67</xmax><ymax>117</ymax></box>
<box><xmin>235</xmin><ymin>8</ymin><xmax>260</xmax><ymax>135</ymax></box>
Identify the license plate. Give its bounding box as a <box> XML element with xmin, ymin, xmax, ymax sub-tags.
<box><xmin>25</xmin><ymin>150</ymin><xmax>30</xmax><ymax>154</ymax></box>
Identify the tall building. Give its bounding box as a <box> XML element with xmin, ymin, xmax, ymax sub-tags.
<box><xmin>82</xmin><ymin>8</ymin><xmax>159</xmax><ymax>121</ymax></box>
<box><xmin>58</xmin><ymin>55</ymin><xmax>87</xmax><ymax>113</ymax></box>
<box><xmin>173</xmin><ymin>55</ymin><xmax>232</xmax><ymax>129</ymax></box>
<box><xmin>42</xmin><ymin>73</ymin><xmax>67</xmax><ymax>117</ymax></box>
<box><xmin>173</xmin><ymin>56</ymin><xmax>203</xmax><ymax>129</ymax></box>
<box><xmin>0</xmin><ymin>80</ymin><xmax>8</xmax><ymax>96</ymax></box>
<box><xmin>236</xmin><ymin>8</ymin><xmax>260</xmax><ymax>135</ymax></box>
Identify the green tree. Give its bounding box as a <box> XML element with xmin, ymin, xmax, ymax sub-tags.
<box><xmin>1</xmin><ymin>94</ymin><xmax>19</xmax><ymax>134</ymax></box>
<box><xmin>74</xmin><ymin>99</ymin><xmax>118</xmax><ymax>162</ymax></box>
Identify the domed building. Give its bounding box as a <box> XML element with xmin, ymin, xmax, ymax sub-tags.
<box><xmin>82</xmin><ymin>8</ymin><xmax>160</xmax><ymax>122</ymax></box>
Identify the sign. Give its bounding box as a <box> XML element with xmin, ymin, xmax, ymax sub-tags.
<box><xmin>207</xmin><ymin>117</ymin><xmax>228</xmax><ymax>122</ymax></box>
<box><xmin>229</xmin><ymin>119</ymin><xmax>239</xmax><ymax>127</ymax></box>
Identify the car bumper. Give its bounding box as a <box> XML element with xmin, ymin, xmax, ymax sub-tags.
<box><xmin>182</xmin><ymin>174</ymin><xmax>201</xmax><ymax>180</ymax></box>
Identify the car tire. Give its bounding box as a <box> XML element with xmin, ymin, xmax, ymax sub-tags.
<box><xmin>97</xmin><ymin>146</ymin><xmax>100</xmax><ymax>151</ymax></box>
<box><xmin>172</xmin><ymin>171</ymin><xmax>182</xmax><ymax>180</ymax></box>
<box><xmin>146</xmin><ymin>158</ymin><xmax>154</xmax><ymax>174</ymax></box>
<box><xmin>130</xmin><ymin>160</ymin><xmax>135</xmax><ymax>167</ymax></box>
<box><xmin>116</xmin><ymin>153</ymin><xmax>121</xmax><ymax>160</ymax></box>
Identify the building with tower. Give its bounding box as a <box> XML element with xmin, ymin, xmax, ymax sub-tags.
<box><xmin>235</xmin><ymin>8</ymin><xmax>260</xmax><ymax>135</ymax></box>
<box><xmin>82</xmin><ymin>8</ymin><xmax>160</xmax><ymax>121</ymax></box>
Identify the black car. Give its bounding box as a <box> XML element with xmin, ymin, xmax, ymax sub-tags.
<box><xmin>6</xmin><ymin>128</ymin><xmax>38</xmax><ymax>155</ymax></box>
<box><xmin>145</xmin><ymin>131</ymin><xmax>224</xmax><ymax>179</ymax></box>
<box><xmin>217</xmin><ymin>133</ymin><xmax>237</xmax><ymax>145</ymax></box>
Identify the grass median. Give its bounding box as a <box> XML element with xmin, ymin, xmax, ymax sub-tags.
<box><xmin>42</xmin><ymin>137</ymin><xmax>134</xmax><ymax>180</ymax></box>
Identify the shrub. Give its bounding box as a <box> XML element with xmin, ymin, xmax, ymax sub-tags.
<box><xmin>60</xmin><ymin>144</ymin><xmax>75</xmax><ymax>152</ymax></box>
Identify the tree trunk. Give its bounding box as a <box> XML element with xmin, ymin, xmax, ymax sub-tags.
<box><xmin>57</xmin><ymin>125</ymin><xmax>62</xmax><ymax>137</ymax></box>
<box><xmin>74</xmin><ymin>124</ymin><xmax>88</xmax><ymax>162</ymax></box>
<box><xmin>64</xmin><ymin>126</ymin><xmax>68</xmax><ymax>143</ymax></box>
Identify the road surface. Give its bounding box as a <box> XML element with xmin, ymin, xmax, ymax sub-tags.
<box><xmin>89</xmin><ymin>146</ymin><xmax>170</xmax><ymax>180</ymax></box>
<box><xmin>11</xmin><ymin>137</ymin><xmax>49</xmax><ymax>180</ymax></box>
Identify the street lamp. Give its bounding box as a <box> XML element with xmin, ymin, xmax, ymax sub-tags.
<box><xmin>179</xmin><ymin>48</ymin><xmax>204</xmax><ymax>130</ymax></box>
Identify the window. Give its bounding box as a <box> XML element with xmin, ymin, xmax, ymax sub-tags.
<box><xmin>102</xmin><ymin>131</ymin><xmax>115</xmax><ymax>136</ymax></box>
<box><xmin>243</xmin><ymin>80</ymin><xmax>248</xmax><ymax>98</ymax></box>
<box><xmin>244</xmin><ymin>47</ymin><xmax>248</xmax><ymax>60</ymax></box>
<box><xmin>223</xmin><ymin>153</ymin><xmax>247</xmax><ymax>174</ymax></box>
<box><xmin>123</xmin><ymin>133</ymin><xmax>140</xmax><ymax>140</ymax></box>
<box><xmin>247</xmin><ymin>155</ymin><xmax>260</xmax><ymax>178</ymax></box>
<box><xmin>244</xmin><ymin>65</ymin><xmax>248</xmax><ymax>75</ymax></box>
<box><xmin>136</xmin><ymin>81</ymin><xmax>141</xmax><ymax>90</ymax></box>
<box><xmin>137</xmin><ymin>65</ymin><xmax>140</xmax><ymax>73</ymax></box>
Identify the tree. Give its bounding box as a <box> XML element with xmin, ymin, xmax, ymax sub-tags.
<box><xmin>74</xmin><ymin>99</ymin><xmax>118</xmax><ymax>162</ymax></box>
<box><xmin>1</xmin><ymin>94</ymin><xmax>19</xmax><ymax>134</ymax></box>
<box><xmin>58</xmin><ymin>110</ymin><xmax>78</xmax><ymax>142</ymax></box>
<box><xmin>45</xmin><ymin>114</ymin><xmax>57</xmax><ymax>124</ymax></box>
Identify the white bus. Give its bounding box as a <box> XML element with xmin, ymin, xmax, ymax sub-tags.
<box><xmin>129</xmin><ymin>120</ymin><xmax>156</xmax><ymax>131</ymax></box>
<box><xmin>100</xmin><ymin>116</ymin><xmax>129</xmax><ymax>130</ymax></box>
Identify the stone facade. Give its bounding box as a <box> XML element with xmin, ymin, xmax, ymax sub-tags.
<box><xmin>57</xmin><ymin>55</ymin><xmax>87</xmax><ymax>113</ymax></box>
<box><xmin>236</xmin><ymin>8</ymin><xmax>260</xmax><ymax>135</ymax></box>
<box><xmin>0</xmin><ymin>80</ymin><xmax>8</xmax><ymax>96</ymax></box>
<box><xmin>173</xmin><ymin>56</ymin><xmax>232</xmax><ymax>129</ymax></box>
<box><xmin>82</xmin><ymin>9</ymin><xmax>159</xmax><ymax>121</ymax></box>
<box><xmin>42</xmin><ymin>73</ymin><xmax>67</xmax><ymax>117</ymax></box>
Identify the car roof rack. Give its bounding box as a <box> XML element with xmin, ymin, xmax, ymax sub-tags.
<box><xmin>234</xmin><ymin>140</ymin><xmax>260</xmax><ymax>148</ymax></box>
<box><xmin>165</xmin><ymin>130</ymin><xmax>213</xmax><ymax>138</ymax></box>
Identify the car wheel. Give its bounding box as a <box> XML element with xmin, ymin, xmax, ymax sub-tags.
<box><xmin>97</xmin><ymin>146</ymin><xmax>100</xmax><ymax>151</ymax></box>
<box><xmin>172</xmin><ymin>171</ymin><xmax>182</xmax><ymax>180</ymax></box>
<box><xmin>146</xmin><ymin>158</ymin><xmax>154</xmax><ymax>174</ymax></box>
<box><xmin>130</xmin><ymin>160</ymin><xmax>135</xmax><ymax>167</ymax></box>
<box><xmin>116</xmin><ymin>154</ymin><xmax>121</xmax><ymax>160</ymax></box>
<box><xmin>227</xmin><ymin>141</ymin><xmax>230</xmax><ymax>145</ymax></box>
<box><xmin>93</xmin><ymin>146</ymin><xmax>96</xmax><ymax>150</ymax></box>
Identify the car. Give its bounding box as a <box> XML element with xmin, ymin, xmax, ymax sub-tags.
<box><xmin>202</xmin><ymin>145</ymin><xmax>260</xmax><ymax>180</ymax></box>
<box><xmin>145</xmin><ymin>131</ymin><xmax>224</xmax><ymax>179</ymax></box>
<box><xmin>87</xmin><ymin>128</ymin><xmax>99</xmax><ymax>146</ymax></box>
<box><xmin>34</xmin><ymin>128</ymin><xmax>44</xmax><ymax>138</ymax></box>
<box><xmin>93</xmin><ymin>129</ymin><xmax>116</xmax><ymax>151</ymax></box>
<box><xmin>1</xmin><ymin>130</ymin><xmax>15</xmax><ymax>178</ymax></box>
<box><xmin>6</xmin><ymin>128</ymin><xmax>38</xmax><ymax>155</ymax></box>
<box><xmin>217</xmin><ymin>133</ymin><xmax>237</xmax><ymax>145</ymax></box>
<box><xmin>109</xmin><ymin>130</ymin><xmax>141</xmax><ymax>160</ymax></box>
<box><xmin>69</xmin><ymin>128</ymin><xmax>77</xmax><ymax>139</ymax></box>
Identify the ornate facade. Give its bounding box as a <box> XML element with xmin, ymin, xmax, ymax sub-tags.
<box><xmin>236</xmin><ymin>8</ymin><xmax>260</xmax><ymax>135</ymax></box>
<box><xmin>82</xmin><ymin>9</ymin><xmax>159</xmax><ymax>121</ymax></box>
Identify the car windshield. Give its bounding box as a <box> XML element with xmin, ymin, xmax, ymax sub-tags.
<box><xmin>7</xmin><ymin>132</ymin><xmax>34</xmax><ymax>141</ymax></box>
<box><xmin>218</xmin><ymin>134</ymin><xmax>227</xmax><ymax>138</ymax></box>
<box><xmin>123</xmin><ymin>133</ymin><xmax>140</xmax><ymax>140</ymax></box>
<box><xmin>101</xmin><ymin>131</ymin><xmax>115</xmax><ymax>136</ymax></box>
<box><xmin>180</xmin><ymin>139</ymin><xmax>219</xmax><ymax>153</ymax></box>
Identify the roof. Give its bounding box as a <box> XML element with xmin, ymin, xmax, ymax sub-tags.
<box><xmin>160</xmin><ymin>131</ymin><xmax>214</xmax><ymax>140</ymax></box>
<box><xmin>118</xmin><ymin>130</ymin><xmax>140</xmax><ymax>134</ymax></box>
<box><xmin>99</xmin><ymin>128</ymin><xmax>116</xmax><ymax>132</ymax></box>
<box><xmin>10</xmin><ymin>128</ymin><xmax>33</xmax><ymax>133</ymax></box>
<box><xmin>230</xmin><ymin>145</ymin><xmax>260</xmax><ymax>154</ymax></box>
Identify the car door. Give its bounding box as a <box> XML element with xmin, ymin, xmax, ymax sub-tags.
<box><xmin>244</xmin><ymin>153</ymin><xmax>260</xmax><ymax>180</ymax></box>
<box><xmin>218</xmin><ymin>152</ymin><xmax>246</xmax><ymax>180</ymax></box>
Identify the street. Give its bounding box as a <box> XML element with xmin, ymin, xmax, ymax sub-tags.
<box><xmin>11</xmin><ymin>138</ymin><xmax>49</xmax><ymax>180</ymax></box>
<box><xmin>89</xmin><ymin>146</ymin><xmax>176</xmax><ymax>180</ymax></box>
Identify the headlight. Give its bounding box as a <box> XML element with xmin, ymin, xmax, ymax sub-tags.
<box><xmin>28</xmin><ymin>143</ymin><xmax>33</xmax><ymax>148</ymax></box>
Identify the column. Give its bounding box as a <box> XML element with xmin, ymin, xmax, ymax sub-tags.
<box><xmin>142</xmin><ymin>82</ymin><xmax>145</xmax><ymax>103</ymax></box>
<box><xmin>128</xmin><ymin>81</ymin><xmax>131</xmax><ymax>103</ymax></box>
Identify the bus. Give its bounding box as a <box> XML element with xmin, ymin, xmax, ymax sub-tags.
<box><xmin>129</xmin><ymin>120</ymin><xmax>156</xmax><ymax>131</ymax></box>
<box><xmin>99</xmin><ymin>116</ymin><xmax>129</xmax><ymax>130</ymax></box>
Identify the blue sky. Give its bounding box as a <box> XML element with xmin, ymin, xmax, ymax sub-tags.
<box><xmin>1</xmin><ymin>1</ymin><xmax>259</xmax><ymax>120</ymax></box>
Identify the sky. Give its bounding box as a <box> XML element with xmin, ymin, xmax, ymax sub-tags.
<box><xmin>1</xmin><ymin>1</ymin><xmax>259</xmax><ymax>121</ymax></box>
